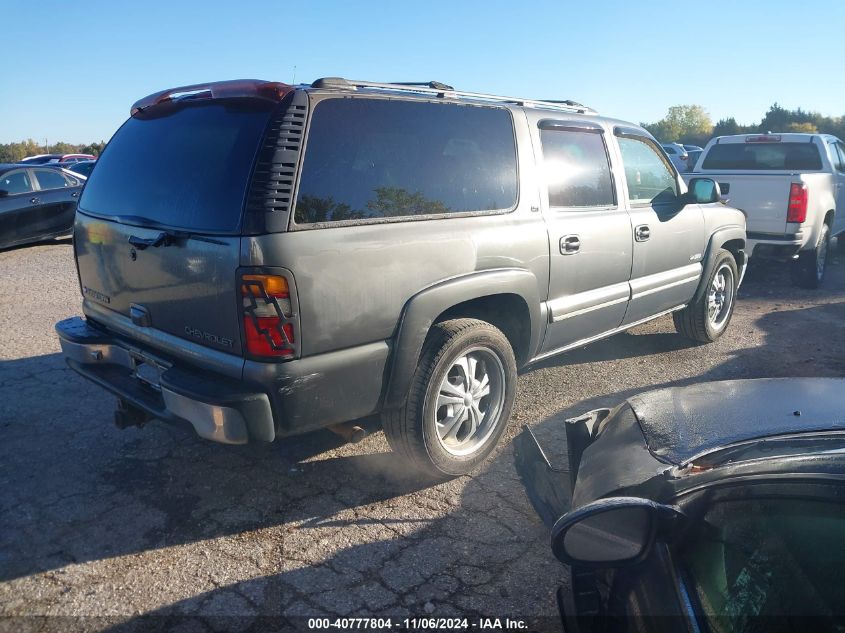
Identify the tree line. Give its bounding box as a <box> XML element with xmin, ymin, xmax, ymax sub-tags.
<box><xmin>642</xmin><ymin>103</ymin><xmax>845</xmax><ymax>148</ymax></box>
<box><xmin>0</xmin><ymin>139</ymin><xmax>106</xmax><ymax>164</ymax></box>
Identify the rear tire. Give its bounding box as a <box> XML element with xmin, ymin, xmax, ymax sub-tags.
<box><xmin>674</xmin><ymin>249</ymin><xmax>738</xmax><ymax>343</ymax></box>
<box><xmin>791</xmin><ymin>223</ymin><xmax>830</xmax><ymax>289</ymax></box>
<box><xmin>382</xmin><ymin>319</ymin><xmax>517</xmax><ymax>477</ymax></box>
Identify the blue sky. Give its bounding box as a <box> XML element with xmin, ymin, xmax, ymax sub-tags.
<box><xmin>3</xmin><ymin>0</ymin><xmax>844</xmax><ymax>144</ymax></box>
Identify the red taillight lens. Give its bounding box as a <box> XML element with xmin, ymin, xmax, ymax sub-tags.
<box><xmin>241</xmin><ymin>274</ymin><xmax>296</xmax><ymax>359</ymax></box>
<box><xmin>244</xmin><ymin>318</ymin><xmax>295</xmax><ymax>357</ymax></box>
<box><xmin>787</xmin><ymin>183</ymin><xmax>808</xmax><ymax>223</ymax></box>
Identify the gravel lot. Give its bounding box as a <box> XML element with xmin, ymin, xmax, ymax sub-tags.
<box><xmin>1</xmin><ymin>239</ymin><xmax>844</xmax><ymax>630</ymax></box>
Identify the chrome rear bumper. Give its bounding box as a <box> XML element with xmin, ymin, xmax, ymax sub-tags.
<box><xmin>56</xmin><ymin>317</ymin><xmax>274</xmax><ymax>444</ymax></box>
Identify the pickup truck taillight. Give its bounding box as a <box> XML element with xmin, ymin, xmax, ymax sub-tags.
<box><xmin>241</xmin><ymin>274</ymin><xmax>296</xmax><ymax>359</ymax></box>
<box><xmin>787</xmin><ymin>183</ymin><xmax>808</xmax><ymax>223</ymax></box>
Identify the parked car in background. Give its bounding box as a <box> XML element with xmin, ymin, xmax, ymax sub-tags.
<box><xmin>687</xmin><ymin>133</ymin><xmax>845</xmax><ymax>287</ymax></box>
<box><xmin>661</xmin><ymin>142</ymin><xmax>689</xmax><ymax>172</ymax></box>
<box><xmin>685</xmin><ymin>149</ymin><xmax>703</xmax><ymax>171</ymax></box>
<box><xmin>56</xmin><ymin>77</ymin><xmax>745</xmax><ymax>477</ymax></box>
<box><xmin>20</xmin><ymin>153</ymin><xmax>96</xmax><ymax>166</ymax></box>
<box><xmin>66</xmin><ymin>160</ymin><xmax>96</xmax><ymax>178</ymax></box>
<box><xmin>0</xmin><ymin>164</ymin><xmax>83</xmax><ymax>249</ymax></box>
<box><xmin>683</xmin><ymin>144</ymin><xmax>703</xmax><ymax>152</ymax></box>
<box><xmin>516</xmin><ymin>378</ymin><xmax>845</xmax><ymax>632</ymax></box>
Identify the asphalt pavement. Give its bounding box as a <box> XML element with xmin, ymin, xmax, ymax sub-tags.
<box><xmin>1</xmin><ymin>238</ymin><xmax>843</xmax><ymax>630</ymax></box>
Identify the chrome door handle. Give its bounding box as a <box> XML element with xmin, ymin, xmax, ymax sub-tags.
<box><xmin>560</xmin><ymin>234</ymin><xmax>581</xmax><ymax>255</ymax></box>
<box><xmin>635</xmin><ymin>225</ymin><xmax>650</xmax><ymax>242</ymax></box>
<box><xmin>29</xmin><ymin>197</ymin><xmax>40</xmax><ymax>204</ymax></box>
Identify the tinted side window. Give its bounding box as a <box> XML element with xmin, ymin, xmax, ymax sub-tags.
<box><xmin>294</xmin><ymin>98</ymin><xmax>518</xmax><ymax>224</ymax></box>
<box><xmin>33</xmin><ymin>169</ymin><xmax>70</xmax><ymax>190</ymax></box>
<box><xmin>617</xmin><ymin>135</ymin><xmax>679</xmax><ymax>204</ymax></box>
<box><xmin>681</xmin><ymin>493</ymin><xmax>845</xmax><ymax>622</ymax></box>
<box><xmin>1</xmin><ymin>170</ymin><xmax>33</xmax><ymax>194</ymax></box>
<box><xmin>540</xmin><ymin>128</ymin><xmax>614</xmax><ymax>208</ymax></box>
<box><xmin>663</xmin><ymin>146</ymin><xmax>677</xmax><ymax>155</ymax></box>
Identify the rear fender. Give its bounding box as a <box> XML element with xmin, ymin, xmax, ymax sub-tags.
<box><xmin>692</xmin><ymin>226</ymin><xmax>746</xmax><ymax>303</ymax></box>
<box><xmin>382</xmin><ymin>268</ymin><xmax>542</xmax><ymax>409</ymax></box>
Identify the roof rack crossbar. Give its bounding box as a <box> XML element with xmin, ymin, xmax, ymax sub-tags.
<box><xmin>310</xmin><ymin>77</ymin><xmax>596</xmax><ymax>115</ymax></box>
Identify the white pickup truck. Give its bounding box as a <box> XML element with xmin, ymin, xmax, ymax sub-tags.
<box><xmin>686</xmin><ymin>133</ymin><xmax>845</xmax><ymax>287</ymax></box>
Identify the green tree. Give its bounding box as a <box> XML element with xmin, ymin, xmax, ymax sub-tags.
<box><xmin>643</xmin><ymin>105</ymin><xmax>713</xmax><ymax>144</ymax></box>
<box><xmin>0</xmin><ymin>139</ymin><xmax>106</xmax><ymax>163</ymax></box>
<box><xmin>785</xmin><ymin>121</ymin><xmax>819</xmax><ymax>133</ymax></box>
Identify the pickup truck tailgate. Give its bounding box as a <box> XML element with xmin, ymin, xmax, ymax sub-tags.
<box><xmin>706</xmin><ymin>174</ymin><xmax>791</xmax><ymax>234</ymax></box>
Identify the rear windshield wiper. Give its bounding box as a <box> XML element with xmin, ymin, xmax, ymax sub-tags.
<box><xmin>127</xmin><ymin>230</ymin><xmax>226</xmax><ymax>249</ymax></box>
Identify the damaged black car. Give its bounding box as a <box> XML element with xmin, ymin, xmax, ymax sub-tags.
<box><xmin>515</xmin><ymin>378</ymin><xmax>845</xmax><ymax>632</ymax></box>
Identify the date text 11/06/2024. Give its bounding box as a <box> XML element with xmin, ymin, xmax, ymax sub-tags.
<box><xmin>307</xmin><ymin>617</ymin><xmax>530</xmax><ymax>630</ymax></box>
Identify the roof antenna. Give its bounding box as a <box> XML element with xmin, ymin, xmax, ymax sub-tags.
<box><xmin>292</xmin><ymin>65</ymin><xmax>297</xmax><ymax>85</ymax></box>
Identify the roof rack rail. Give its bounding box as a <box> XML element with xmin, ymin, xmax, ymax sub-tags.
<box><xmin>309</xmin><ymin>77</ymin><xmax>597</xmax><ymax>115</ymax></box>
<box><xmin>391</xmin><ymin>81</ymin><xmax>455</xmax><ymax>91</ymax></box>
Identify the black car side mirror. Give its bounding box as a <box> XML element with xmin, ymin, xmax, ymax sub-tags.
<box><xmin>684</xmin><ymin>178</ymin><xmax>723</xmax><ymax>205</ymax></box>
<box><xmin>551</xmin><ymin>497</ymin><xmax>684</xmax><ymax>567</ymax></box>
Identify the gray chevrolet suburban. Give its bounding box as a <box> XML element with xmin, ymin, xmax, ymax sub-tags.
<box><xmin>56</xmin><ymin>78</ymin><xmax>747</xmax><ymax>476</ymax></box>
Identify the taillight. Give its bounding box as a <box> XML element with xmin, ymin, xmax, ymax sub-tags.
<box><xmin>241</xmin><ymin>273</ymin><xmax>296</xmax><ymax>359</ymax></box>
<box><xmin>787</xmin><ymin>183</ymin><xmax>808</xmax><ymax>223</ymax></box>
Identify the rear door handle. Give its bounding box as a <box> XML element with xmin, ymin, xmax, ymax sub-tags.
<box><xmin>71</xmin><ymin>192</ymin><xmax>80</xmax><ymax>198</ymax></box>
<box><xmin>560</xmin><ymin>234</ymin><xmax>581</xmax><ymax>255</ymax></box>
<box><xmin>635</xmin><ymin>225</ymin><xmax>650</xmax><ymax>242</ymax></box>
<box><xmin>30</xmin><ymin>197</ymin><xmax>41</xmax><ymax>204</ymax></box>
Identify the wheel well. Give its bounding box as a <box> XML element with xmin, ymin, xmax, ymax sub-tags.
<box><xmin>433</xmin><ymin>294</ymin><xmax>532</xmax><ymax>366</ymax></box>
<box><xmin>721</xmin><ymin>238</ymin><xmax>745</xmax><ymax>263</ymax></box>
<box><xmin>824</xmin><ymin>210</ymin><xmax>834</xmax><ymax>227</ymax></box>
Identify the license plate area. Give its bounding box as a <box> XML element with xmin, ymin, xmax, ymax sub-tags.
<box><xmin>129</xmin><ymin>350</ymin><xmax>170</xmax><ymax>392</ymax></box>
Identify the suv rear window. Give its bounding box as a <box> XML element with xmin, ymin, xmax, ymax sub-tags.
<box><xmin>701</xmin><ymin>142</ymin><xmax>823</xmax><ymax>170</ymax></box>
<box><xmin>79</xmin><ymin>100</ymin><xmax>274</xmax><ymax>233</ymax></box>
<box><xmin>294</xmin><ymin>98</ymin><xmax>518</xmax><ymax>224</ymax></box>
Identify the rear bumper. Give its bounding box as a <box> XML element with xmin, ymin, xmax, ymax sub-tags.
<box><xmin>56</xmin><ymin>317</ymin><xmax>273</xmax><ymax>444</ymax></box>
<box><xmin>56</xmin><ymin>316</ymin><xmax>391</xmax><ymax>443</ymax></box>
<box><xmin>747</xmin><ymin>231</ymin><xmax>805</xmax><ymax>260</ymax></box>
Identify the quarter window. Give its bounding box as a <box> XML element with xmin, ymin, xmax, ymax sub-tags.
<box><xmin>540</xmin><ymin>128</ymin><xmax>615</xmax><ymax>208</ymax></box>
<box><xmin>1</xmin><ymin>170</ymin><xmax>33</xmax><ymax>195</ymax></box>
<box><xmin>294</xmin><ymin>98</ymin><xmax>518</xmax><ymax>224</ymax></box>
<box><xmin>832</xmin><ymin>142</ymin><xmax>845</xmax><ymax>173</ymax></box>
<box><xmin>617</xmin><ymin>135</ymin><xmax>679</xmax><ymax>204</ymax></box>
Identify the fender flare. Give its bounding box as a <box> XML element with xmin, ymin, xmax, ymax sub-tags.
<box><xmin>692</xmin><ymin>226</ymin><xmax>746</xmax><ymax>304</ymax></box>
<box><xmin>382</xmin><ymin>268</ymin><xmax>543</xmax><ymax>409</ymax></box>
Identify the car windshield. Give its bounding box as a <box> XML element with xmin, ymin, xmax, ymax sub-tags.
<box><xmin>701</xmin><ymin>142</ymin><xmax>823</xmax><ymax>170</ymax></box>
<box><xmin>680</xmin><ymin>493</ymin><xmax>845</xmax><ymax>630</ymax></box>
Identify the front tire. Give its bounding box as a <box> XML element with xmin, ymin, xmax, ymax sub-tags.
<box><xmin>791</xmin><ymin>223</ymin><xmax>830</xmax><ymax>289</ymax></box>
<box><xmin>674</xmin><ymin>249</ymin><xmax>738</xmax><ymax>343</ymax></box>
<box><xmin>382</xmin><ymin>319</ymin><xmax>517</xmax><ymax>477</ymax></box>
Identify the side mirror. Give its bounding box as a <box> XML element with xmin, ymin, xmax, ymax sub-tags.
<box><xmin>686</xmin><ymin>178</ymin><xmax>722</xmax><ymax>204</ymax></box>
<box><xmin>0</xmin><ymin>189</ymin><xmax>8</xmax><ymax>198</ymax></box>
<box><xmin>551</xmin><ymin>497</ymin><xmax>684</xmax><ymax>567</ymax></box>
